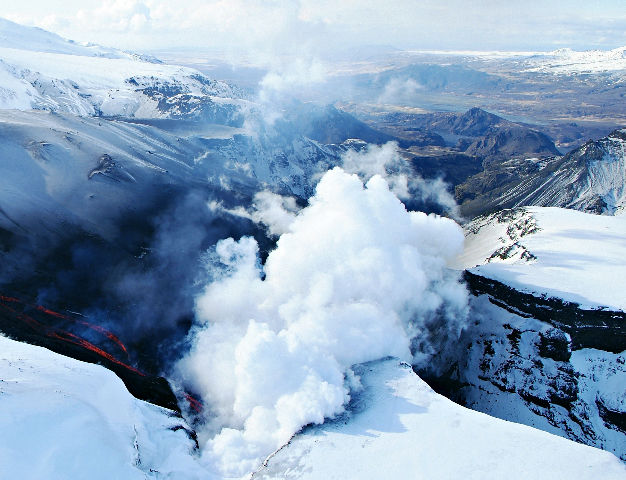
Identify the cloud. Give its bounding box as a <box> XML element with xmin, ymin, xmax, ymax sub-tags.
<box><xmin>6</xmin><ymin>0</ymin><xmax>626</xmax><ymax>53</ymax></box>
<box><xmin>209</xmin><ymin>191</ymin><xmax>299</xmax><ymax>237</ymax></box>
<box><xmin>76</xmin><ymin>0</ymin><xmax>151</xmax><ymax>33</ymax></box>
<box><xmin>341</xmin><ymin>142</ymin><xmax>461</xmax><ymax>219</ymax></box>
<box><xmin>341</xmin><ymin>141</ymin><xmax>409</xmax><ymax>198</ymax></box>
<box><xmin>259</xmin><ymin>58</ymin><xmax>327</xmax><ymax>101</ymax></box>
<box><xmin>377</xmin><ymin>77</ymin><xmax>423</xmax><ymax>105</ymax></box>
<box><xmin>176</xmin><ymin>166</ymin><xmax>468</xmax><ymax>476</ymax></box>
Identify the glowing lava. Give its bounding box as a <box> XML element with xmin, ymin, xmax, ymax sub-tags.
<box><xmin>184</xmin><ymin>393</ymin><xmax>204</xmax><ymax>413</ymax></box>
<box><xmin>0</xmin><ymin>294</ymin><xmax>140</xmax><ymax>375</ymax></box>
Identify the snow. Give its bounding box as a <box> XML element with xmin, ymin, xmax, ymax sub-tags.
<box><xmin>0</xmin><ymin>18</ymin><xmax>139</xmax><ymax>59</ymax></box>
<box><xmin>571</xmin><ymin>348</ymin><xmax>626</xmax><ymax>453</ymax></box>
<box><xmin>523</xmin><ymin>47</ymin><xmax>626</xmax><ymax>74</ymax></box>
<box><xmin>0</xmin><ymin>334</ymin><xmax>206</xmax><ymax>480</ymax></box>
<box><xmin>254</xmin><ymin>358</ymin><xmax>625</xmax><ymax>480</ymax></box>
<box><xmin>0</xmin><ymin>45</ymin><xmax>234</xmax><ymax>117</ymax></box>
<box><xmin>3</xmin><ymin>335</ymin><xmax>623</xmax><ymax>480</ymax></box>
<box><xmin>410</xmin><ymin>46</ymin><xmax>626</xmax><ymax>74</ymax></box>
<box><xmin>0</xmin><ymin>18</ymin><xmax>240</xmax><ymax>118</ymax></box>
<box><xmin>428</xmin><ymin>295</ymin><xmax>626</xmax><ymax>462</ymax></box>
<box><xmin>454</xmin><ymin>206</ymin><xmax>626</xmax><ymax>311</ymax></box>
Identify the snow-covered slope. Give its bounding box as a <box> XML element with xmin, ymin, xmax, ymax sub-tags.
<box><xmin>421</xmin><ymin>295</ymin><xmax>626</xmax><ymax>462</ymax></box>
<box><xmin>254</xmin><ymin>358</ymin><xmax>625</xmax><ymax>480</ymax></box>
<box><xmin>0</xmin><ymin>18</ymin><xmax>244</xmax><ymax>119</ymax></box>
<box><xmin>0</xmin><ymin>109</ymin><xmax>341</xmax><ymax>242</ymax></box>
<box><xmin>3</xmin><ymin>340</ymin><xmax>623</xmax><ymax>479</ymax></box>
<box><xmin>455</xmin><ymin>206</ymin><xmax>626</xmax><ymax>311</ymax></box>
<box><xmin>0</xmin><ymin>17</ymin><xmax>147</xmax><ymax>58</ymax></box>
<box><xmin>0</xmin><ymin>334</ymin><xmax>205</xmax><ymax>480</ymax></box>
<box><xmin>432</xmin><ymin>207</ymin><xmax>626</xmax><ymax>461</ymax></box>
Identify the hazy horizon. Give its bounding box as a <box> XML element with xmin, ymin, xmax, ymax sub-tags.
<box><xmin>1</xmin><ymin>1</ymin><xmax>624</xmax><ymax>58</ymax></box>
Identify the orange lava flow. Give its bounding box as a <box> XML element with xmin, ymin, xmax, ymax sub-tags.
<box><xmin>47</xmin><ymin>331</ymin><xmax>145</xmax><ymax>376</ymax></box>
<box><xmin>184</xmin><ymin>393</ymin><xmax>204</xmax><ymax>413</ymax></box>
<box><xmin>35</xmin><ymin>305</ymin><xmax>68</xmax><ymax>319</ymax></box>
<box><xmin>0</xmin><ymin>294</ymin><xmax>142</xmax><ymax>376</ymax></box>
<box><xmin>1</xmin><ymin>295</ymin><xmax>130</xmax><ymax>358</ymax></box>
<box><xmin>76</xmin><ymin>320</ymin><xmax>129</xmax><ymax>356</ymax></box>
<box><xmin>0</xmin><ymin>295</ymin><xmax>22</xmax><ymax>303</ymax></box>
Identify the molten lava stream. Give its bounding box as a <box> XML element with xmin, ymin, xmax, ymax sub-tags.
<box><xmin>0</xmin><ymin>294</ymin><xmax>141</xmax><ymax>375</ymax></box>
<box><xmin>47</xmin><ymin>330</ymin><xmax>145</xmax><ymax>376</ymax></box>
<box><xmin>1</xmin><ymin>294</ymin><xmax>131</xmax><ymax>359</ymax></box>
<box><xmin>184</xmin><ymin>393</ymin><xmax>204</xmax><ymax>413</ymax></box>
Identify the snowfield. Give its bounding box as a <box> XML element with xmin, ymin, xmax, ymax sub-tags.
<box><xmin>2</xmin><ymin>336</ymin><xmax>623</xmax><ymax>480</ymax></box>
<box><xmin>254</xmin><ymin>358</ymin><xmax>625</xmax><ymax>480</ymax></box>
<box><xmin>454</xmin><ymin>206</ymin><xmax>626</xmax><ymax>311</ymax></box>
<box><xmin>523</xmin><ymin>46</ymin><xmax>626</xmax><ymax>74</ymax></box>
<box><xmin>0</xmin><ymin>335</ymin><xmax>206</xmax><ymax>480</ymax></box>
<box><xmin>0</xmin><ymin>18</ymin><xmax>242</xmax><ymax>117</ymax></box>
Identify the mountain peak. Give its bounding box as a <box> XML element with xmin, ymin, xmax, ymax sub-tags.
<box><xmin>0</xmin><ymin>16</ymin><xmax>151</xmax><ymax>61</ymax></box>
<box><xmin>0</xmin><ymin>17</ymin><xmax>77</xmax><ymax>54</ymax></box>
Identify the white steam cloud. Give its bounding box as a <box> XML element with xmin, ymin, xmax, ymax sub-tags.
<box><xmin>209</xmin><ymin>191</ymin><xmax>299</xmax><ymax>237</ymax></box>
<box><xmin>377</xmin><ymin>77</ymin><xmax>423</xmax><ymax>105</ymax></box>
<box><xmin>244</xmin><ymin>57</ymin><xmax>328</xmax><ymax>129</ymax></box>
<box><xmin>177</xmin><ymin>164</ymin><xmax>468</xmax><ymax>476</ymax></box>
<box><xmin>342</xmin><ymin>141</ymin><xmax>410</xmax><ymax>198</ymax></box>
<box><xmin>342</xmin><ymin>142</ymin><xmax>461</xmax><ymax>219</ymax></box>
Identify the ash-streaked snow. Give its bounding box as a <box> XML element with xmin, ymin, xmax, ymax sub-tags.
<box><xmin>455</xmin><ymin>206</ymin><xmax>626</xmax><ymax>311</ymax></box>
<box><xmin>254</xmin><ymin>358</ymin><xmax>626</xmax><ymax>480</ymax></box>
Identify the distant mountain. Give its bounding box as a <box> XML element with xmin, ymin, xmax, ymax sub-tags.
<box><xmin>0</xmin><ymin>17</ymin><xmax>151</xmax><ymax>59</ymax></box>
<box><xmin>361</xmin><ymin>63</ymin><xmax>507</xmax><ymax>92</ymax></box>
<box><xmin>463</xmin><ymin>127</ymin><xmax>561</xmax><ymax>158</ymax></box>
<box><xmin>278</xmin><ymin>104</ymin><xmax>401</xmax><ymax>146</ymax></box>
<box><xmin>457</xmin><ymin>128</ymin><xmax>626</xmax><ymax>217</ymax></box>
<box><xmin>352</xmin><ymin>107</ymin><xmax>560</xmax><ymax>157</ymax></box>
<box><xmin>524</xmin><ymin>46</ymin><xmax>626</xmax><ymax>74</ymax></box>
<box><xmin>416</xmin><ymin>106</ymin><xmax>513</xmax><ymax>137</ymax></box>
<box><xmin>0</xmin><ymin>17</ymin><xmax>243</xmax><ymax>121</ymax></box>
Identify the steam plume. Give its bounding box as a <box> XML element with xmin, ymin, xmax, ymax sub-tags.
<box><xmin>177</xmin><ymin>166</ymin><xmax>468</xmax><ymax>476</ymax></box>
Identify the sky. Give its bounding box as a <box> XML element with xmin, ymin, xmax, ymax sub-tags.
<box><xmin>1</xmin><ymin>0</ymin><xmax>625</xmax><ymax>56</ymax></box>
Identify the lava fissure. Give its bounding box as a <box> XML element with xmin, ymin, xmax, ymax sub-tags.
<box><xmin>184</xmin><ymin>393</ymin><xmax>204</xmax><ymax>414</ymax></box>
<box><xmin>0</xmin><ymin>292</ymin><xmax>181</xmax><ymax>411</ymax></box>
<box><xmin>1</xmin><ymin>294</ymin><xmax>130</xmax><ymax>358</ymax></box>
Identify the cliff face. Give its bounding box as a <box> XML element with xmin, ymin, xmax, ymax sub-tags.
<box><xmin>418</xmin><ymin>206</ymin><xmax>626</xmax><ymax>460</ymax></box>
<box><xmin>464</xmin><ymin>271</ymin><xmax>626</xmax><ymax>354</ymax></box>
<box><xmin>417</xmin><ymin>275</ymin><xmax>626</xmax><ymax>461</ymax></box>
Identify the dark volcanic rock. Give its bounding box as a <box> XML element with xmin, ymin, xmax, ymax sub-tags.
<box><xmin>597</xmin><ymin>398</ymin><xmax>626</xmax><ymax>434</ymax></box>
<box><xmin>88</xmin><ymin>154</ymin><xmax>136</xmax><ymax>183</ymax></box>
<box><xmin>416</xmin><ymin>292</ymin><xmax>626</xmax><ymax>461</ymax></box>
<box><xmin>456</xmin><ymin>128</ymin><xmax>626</xmax><ymax>217</ymax></box>
<box><xmin>538</xmin><ymin>328</ymin><xmax>572</xmax><ymax>362</ymax></box>
<box><xmin>0</xmin><ymin>295</ymin><xmax>181</xmax><ymax>413</ymax></box>
<box><xmin>463</xmin><ymin>128</ymin><xmax>561</xmax><ymax>158</ymax></box>
<box><xmin>463</xmin><ymin>270</ymin><xmax>626</xmax><ymax>353</ymax></box>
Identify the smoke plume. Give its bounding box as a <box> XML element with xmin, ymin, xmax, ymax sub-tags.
<box><xmin>177</xmin><ymin>166</ymin><xmax>468</xmax><ymax>476</ymax></box>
